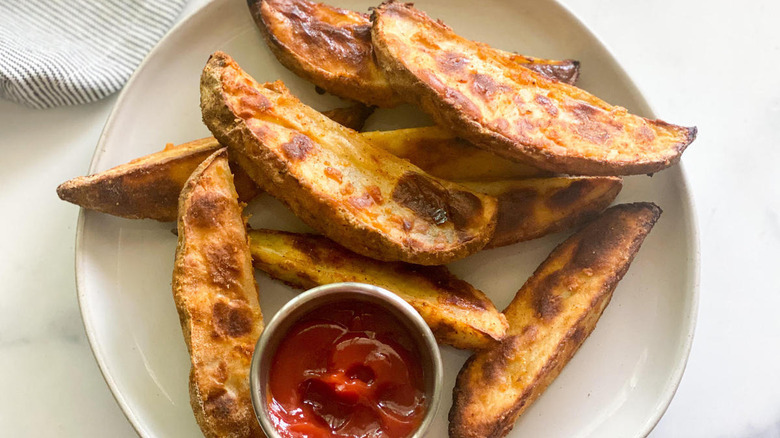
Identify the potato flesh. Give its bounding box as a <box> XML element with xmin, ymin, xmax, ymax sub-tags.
<box><xmin>201</xmin><ymin>52</ymin><xmax>498</xmax><ymax>265</ymax></box>
<box><xmin>252</xmin><ymin>0</ymin><xmax>581</xmax><ymax>107</ymax></box>
<box><xmin>461</xmin><ymin>176</ymin><xmax>623</xmax><ymax>248</ymax></box>
<box><xmin>56</xmin><ymin>138</ymin><xmax>219</xmax><ymax>221</ymax></box>
<box><xmin>448</xmin><ymin>203</ymin><xmax>661</xmax><ymax>438</ymax></box>
<box><xmin>58</xmin><ymin>130</ymin><xmax>620</xmax><ymax>251</ymax></box>
<box><xmin>248</xmin><ymin>228</ymin><xmax>508</xmax><ymax>350</ymax></box>
<box><xmin>172</xmin><ymin>149</ymin><xmax>264</xmax><ymax>438</ymax></box>
<box><xmin>54</xmin><ymin>105</ymin><xmax>371</xmax><ymax>222</ymax></box>
<box><xmin>361</xmin><ymin>126</ymin><xmax>549</xmax><ymax>181</ymax></box>
<box><xmin>372</xmin><ymin>3</ymin><xmax>696</xmax><ymax>175</ymax></box>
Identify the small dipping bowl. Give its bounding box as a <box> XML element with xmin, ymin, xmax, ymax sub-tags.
<box><xmin>249</xmin><ymin>282</ymin><xmax>443</xmax><ymax>438</ymax></box>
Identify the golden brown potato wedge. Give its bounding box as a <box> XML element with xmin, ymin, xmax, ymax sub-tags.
<box><xmin>248</xmin><ymin>228</ymin><xmax>508</xmax><ymax>350</ymax></box>
<box><xmin>57</xmin><ymin>137</ymin><xmax>222</xmax><ymax>222</ymax></box>
<box><xmin>251</xmin><ymin>0</ymin><xmax>400</xmax><ymax>107</ymax></box>
<box><xmin>58</xmin><ymin>130</ymin><xmax>614</xmax><ymax>244</ymax></box>
<box><xmin>56</xmin><ymin>126</ymin><xmax>529</xmax><ymax>222</ymax></box>
<box><xmin>55</xmin><ymin>104</ymin><xmax>372</xmax><ymax>221</ymax></box>
<box><xmin>250</xmin><ymin>0</ymin><xmax>581</xmax><ymax>107</ymax></box>
<box><xmin>201</xmin><ymin>51</ymin><xmax>498</xmax><ymax>265</ymax></box>
<box><xmin>57</xmin><ymin>124</ymin><xmax>539</xmax><ymax>222</ymax></box>
<box><xmin>448</xmin><ymin>203</ymin><xmax>661</xmax><ymax>438</ymax></box>
<box><xmin>361</xmin><ymin>126</ymin><xmax>549</xmax><ymax>181</ymax></box>
<box><xmin>172</xmin><ymin>149</ymin><xmax>264</xmax><ymax>438</ymax></box>
<box><xmin>372</xmin><ymin>2</ymin><xmax>697</xmax><ymax>175</ymax></box>
<box><xmin>461</xmin><ymin>176</ymin><xmax>623</xmax><ymax>248</ymax></box>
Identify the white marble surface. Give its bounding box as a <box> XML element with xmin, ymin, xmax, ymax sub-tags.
<box><xmin>0</xmin><ymin>0</ymin><xmax>777</xmax><ymax>436</ymax></box>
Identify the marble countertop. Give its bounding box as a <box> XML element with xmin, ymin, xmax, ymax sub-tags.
<box><xmin>1</xmin><ymin>0</ymin><xmax>778</xmax><ymax>436</ymax></box>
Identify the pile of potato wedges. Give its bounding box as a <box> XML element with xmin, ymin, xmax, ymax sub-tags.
<box><xmin>58</xmin><ymin>1</ymin><xmax>695</xmax><ymax>437</ymax></box>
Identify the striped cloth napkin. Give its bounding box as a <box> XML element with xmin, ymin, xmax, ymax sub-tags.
<box><xmin>0</xmin><ymin>0</ymin><xmax>187</xmax><ymax>109</ymax></box>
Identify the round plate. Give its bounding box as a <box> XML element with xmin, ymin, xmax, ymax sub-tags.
<box><xmin>76</xmin><ymin>0</ymin><xmax>699</xmax><ymax>436</ymax></box>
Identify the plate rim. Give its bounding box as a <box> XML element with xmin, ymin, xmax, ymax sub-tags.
<box><xmin>74</xmin><ymin>0</ymin><xmax>701</xmax><ymax>436</ymax></box>
<box><xmin>74</xmin><ymin>0</ymin><xmax>227</xmax><ymax>436</ymax></box>
<box><xmin>541</xmin><ymin>3</ymin><xmax>701</xmax><ymax>435</ymax></box>
<box><xmin>547</xmin><ymin>3</ymin><xmax>700</xmax><ymax>434</ymax></box>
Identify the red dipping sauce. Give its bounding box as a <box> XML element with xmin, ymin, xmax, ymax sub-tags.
<box><xmin>267</xmin><ymin>301</ymin><xmax>428</xmax><ymax>438</ymax></box>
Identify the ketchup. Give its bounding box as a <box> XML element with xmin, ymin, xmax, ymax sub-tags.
<box><xmin>268</xmin><ymin>301</ymin><xmax>427</xmax><ymax>438</ymax></box>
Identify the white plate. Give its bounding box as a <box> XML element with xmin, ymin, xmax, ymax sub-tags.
<box><xmin>76</xmin><ymin>0</ymin><xmax>699</xmax><ymax>436</ymax></box>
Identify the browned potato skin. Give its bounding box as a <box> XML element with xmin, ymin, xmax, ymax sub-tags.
<box><xmin>516</xmin><ymin>56</ymin><xmax>579</xmax><ymax>87</ymax></box>
<box><xmin>56</xmin><ymin>137</ymin><xmax>221</xmax><ymax>221</ymax></box>
<box><xmin>57</xmin><ymin>123</ymin><xmax>536</xmax><ymax>223</ymax></box>
<box><xmin>252</xmin><ymin>0</ymin><xmax>401</xmax><ymax>107</ymax></box>
<box><xmin>57</xmin><ymin>131</ymin><xmax>615</xmax><ymax>249</ymax></box>
<box><xmin>248</xmin><ymin>228</ymin><xmax>508</xmax><ymax>350</ymax></box>
<box><xmin>172</xmin><ymin>149</ymin><xmax>264</xmax><ymax>438</ymax></box>
<box><xmin>322</xmin><ymin>102</ymin><xmax>375</xmax><ymax>131</ymax></box>
<box><xmin>201</xmin><ymin>51</ymin><xmax>498</xmax><ymax>265</ymax></box>
<box><xmin>372</xmin><ymin>2</ymin><xmax>697</xmax><ymax>176</ymax></box>
<box><xmin>448</xmin><ymin>203</ymin><xmax>661</xmax><ymax>438</ymax></box>
<box><xmin>461</xmin><ymin>176</ymin><xmax>623</xmax><ymax>248</ymax></box>
<box><xmin>250</xmin><ymin>0</ymin><xmax>581</xmax><ymax>107</ymax></box>
<box><xmin>362</xmin><ymin>126</ymin><xmax>550</xmax><ymax>181</ymax></box>
<box><xmin>54</xmin><ymin>104</ymin><xmax>371</xmax><ymax>222</ymax></box>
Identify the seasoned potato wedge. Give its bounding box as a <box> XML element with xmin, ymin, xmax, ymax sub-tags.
<box><xmin>58</xmin><ymin>133</ymin><xmax>616</xmax><ymax>248</ymax></box>
<box><xmin>250</xmin><ymin>0</ymin><xmax>581</xmax><ymax>107</ymax></box>
<box><xmin>449</xmin><ymin>203</ymin><xmax>661</xmax><ymax>438</ymax></box>
<box><xmin>362</xmin><ymin>126</ymin><xmax>549</xmax><ymax>181</ymax></box>
<box><xmin>372</xmin><ymin>2</ymin><xmax>697</xmax><ymax>175</ymax></box>
<box><xmin>57</xmin><ymin>137</ymin><xmax>222</xmax><ymax>222</ymax></box>
<box><xmin>201</xmin><ymin>51</ymin><xmax>498</xmax><ymax>265</ymax></box>
<box><xmin>172</xmin><ymin>149</ymin><xmax>264</xmax><ymax>438</ymax></box>
<box><xmin>58</xmin><ymin>124</ymin><xmax>541</xmax><ymax>221</ymax></box>
<box><xmin>55</xmin><ymin>104</ymin><xmax>372</xmax><ymax>221</ymax></box>
<box><xmin>461</xmin><ymin>176</ymin><xmax>623</xmax><ymax>248</ymax></box>
<box><xmin>251</xmin><ymin>0</ymin><xmax>400</xmax><ymax>107</ymax></box>
<box><xmin>248</xmin><ymin>228</ymin><xmax>508</xmax><ymax>350</ymax></box>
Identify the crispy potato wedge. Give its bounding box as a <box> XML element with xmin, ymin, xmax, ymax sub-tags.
<box><xmin>55</xmin><ymin>104</ymin><xmax>372</xmax><ymax>221</ymax></box>
<box><xmin>250</xmin><ymin>0</ymin><xmax>581</xmax><ymax>107</ymax></box>
<box><xmin>57</xmin><ymin>137</ymin><xmax>222</xmax><ymax>221</ymax></box>
<box><xmin>448</xmin><ymin>203</ymin><xmax>661</xmax><ymax>438</ymax></box>
<box><xmin>201</xmin><ymin>51</ymin><xmax>498</xmax><ymax>265</ymax></box>
<box><xmin>372</xmin><ymin>2</ymin><xmax>697</xmax><ymax>175</ymax></box>
<box><xmin>461</xmin><ymin>176</ymin><xmax>623</xmax><ymax>248</ymax></box>
<box><xmin>58</xmin><ymin>134</ymin><xmax>616</xmax><ymax>248</ymax></box>
<box><xmin>248</xmin><ymin>228</ymin><xmax>508</xmax><ymax>350</ymax></box>
<box><xmin>172</xmin><ymin>149</ymin><xmax>264</xmax><ymax>438</ymax></box>
<box><xmin>57</xmin><ymin>124</ymin><xmax>540</xmax><ymax>221</ymax></box>
<box><xmin>362</xmin><ymin>126</ymin><xmax>549</xmax><ymax>181</ymax></box>
<box><xmin>251</xmin><ymin>0</ymin><xmax>400</xmax><ymax>107</ymax></box>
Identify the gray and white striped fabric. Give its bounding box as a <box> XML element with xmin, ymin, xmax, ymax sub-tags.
<box><xmin>0</xmin><ymin>0</ymin><xmax>187</xmax><ymax>109</ymax></box>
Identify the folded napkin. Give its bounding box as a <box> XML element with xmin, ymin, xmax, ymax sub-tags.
<box><xmin>0</xmin><ymin>0</ymin><xmax>187</xmax><ymax>109</ymax></box>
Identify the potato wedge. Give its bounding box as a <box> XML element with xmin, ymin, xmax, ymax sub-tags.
<box><xmin>448</xmin><ymin>203</ymin><xmax>661</xmax><ymax>438</ymax></box>
<box><xmin>172</xmin><ymin>149</ymin><xmax>264</xmax><ymax>438</ymax></box>
<box><xmin>248</xmin><ymin>228</ymin><xmax>508</xmax><ymax>350</ymax></box>
<box><xmin>59</xmin><ymin>136</ymin><xmax>616</xmax><ymax>248</ymax></box>
<box><xmin>372</xmin><ymin>3</ymin><xmax>697</xmax><ymax>175</ymax></box>
<box><xmin>250</xmin><ymin>0</ymin><xmax>581</xmax><ymax>107</ymax></box>
<box><xmin>460</xmin><ymin>176</ymin><xmax>623</xmax><ymax>248</ymax></box>
<box><xmin>55</xmin><ymin>104</ymin><xmax>372</xmax><ymax>221</ymax></box>
<box><xmin>57</xmin><ymin>137</ymin><xmax>221</xmax><ymax>221</ymax></box>
<box><xmin>201</xmin><ymin>51</ymin><xmax>498</xmax><ymax>265</ymax></box>
<box><xmin>58</xmin><ymin>124</ymin><xmax>539</xmax><ymax>221</ymax></box>
<box><xmin>361</xmin><ymin>126</ymin><xmax>549</xmax><ymax>181</ymax></box>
